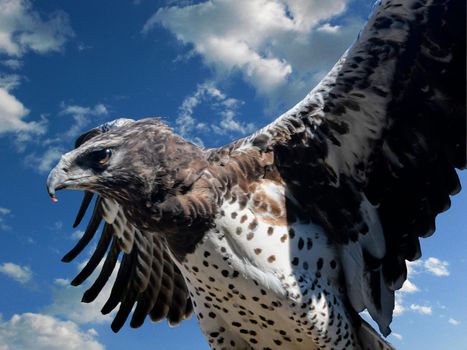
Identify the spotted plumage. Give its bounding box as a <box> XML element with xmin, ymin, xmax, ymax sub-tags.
<box><xmin>47</xmin><ymin>0</ymin><xmax>465</xmax><ymax>349</ymax></box>
<box><xmin>181</xmin><ymin>183</ymin><xmax>356</xmax><ymax>350</ymax></box>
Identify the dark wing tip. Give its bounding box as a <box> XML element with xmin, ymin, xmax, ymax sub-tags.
<box><xmin>110</xmin><ymin>290</ymin><xmax>138</xmax><ymax>333</ymax></box>
<box><xmin>62</xmin><ymin>198</ymin><xmax>102</xmax><ymax>262</ymax></box>
<box><xmin>70</xmin><ymin>223</ymin><xmax>114</xmax><ymax>286</ymax></box>
<box><xmin>72</xmin><ymin>191</ymin><xmax>94</xmax><ymax>228</ymax></box>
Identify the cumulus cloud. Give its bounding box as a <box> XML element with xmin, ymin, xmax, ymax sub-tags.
<box><xmin>422</xmin><ymin>257</ymin><xmax>450</xmax><ymax>277</ymax></box>
<box><xmin>0</xmin><ymin>313</ymin><xmax>104</xmax><ymax>350</ymax></box>
<box><xmin>409</xmin><ymin>257</ymin><xmax>450</xmax><ymax>277</ymax></box>
<box><xmin>0</xmin><ymin>246</ymin><xmax>117</xmax><ymax>348</ymax></box>
<box><xmin>393</xmin><ymin>294</ymin><xmax>407</xmax><ymax>317</ymax></box>
<box><xmin>0</xmin><ymin>262</ymin><xmax>32</xmax><ymax>284</ymax></box>
<box><xmin>0</xmin><ymin>0</ymin><xmax>73</xmax><ymax>140</ymax></box>
<box><xmin>399</xmin><ymin>279</ymin><xmax>419</xmax><ymax>294</ymax></box>
<box><xmin>0</xmin><ymin>0</ymin><xmax>74</xmax><ymax>57</ymax></box>
<box><xmin>394</xmin><ymin>257</ymin><xmax>449</xmax><ymax>317</ymax></box>
<box><xmin>448</xmin><ymin>318</ymin><xmax>460</xmax><ymax>326</ymax></box>
<box><xmin>144</xmin><ymin>0</ymin><xmax>362</xmax><ymax>107</ymax></box>
<box><xmin>0</xmin><ymin>74</ymin><xmax>46</xmax><ymax>136</ymax></box>
<box><xmin>316</xmin><ymin>23</ymin><xmax>341</xmax><ymax>34</ymax></box>
<box><xmin>59</xmin><ymin>102</ymin><xmax>108</xmax><ymax>138</ymax></box>
<box><xmin>393</xmin><ymin>262</ymin><xmax>419</xmax><ymax>316</ymax></box>
<box><xmin>175</xmin><ymin>82</ymin><xmax>255</xmax><ymax>145</ymax></box>
<box><xmin>409</xmin><ymin>304</ymin><xmax>432</xmax><ymax>315</ymax></box>
<box><xmin>0</xmin><ymin>73</ymin><xmax>20</xmax><ymax>90</ymax></box>
<box><xmin>25</xmin><ymin>146</ymin><xmax>63</xmax><ymax>174</ymax></box>
<box><xmin>0</xmin><ymin>86</ymin><xmax>29</xmax><ymax>130</ymax></box>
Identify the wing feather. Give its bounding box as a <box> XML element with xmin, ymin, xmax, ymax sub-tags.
<box><xmin>62</xmin><ymin>196</ymin><xmax>103</xmax><ymax>262</ymax></box>
<box><xmin>101</xmin><ymin>248</ymin><xmax>135</xmax><ymax>315</ymax></box>
<box><xmin>132</xmin><ymin>228</ymin><xmax>153</xmax><ymax>293</ymax></box>
<box><xmin>59</xmin><ymin>120</ymin><xmax>192</xmax><ymax>331</ymax></box>
<box><xmin>70</xmin><ymin>223</ymin><xmax>114</xmax><ymax>286</ymax></box>
<box><xmin>149</xmin><ymin>248</ymin><xmax>175</xmax><ymax>323</ymax></box>
<box><xmin>111</xmin><ymin>287</ymin><xmax>139</xmax><ymax>333</ymax></box>
<box><xmin>167</xmin><ymin>266</ymin><xmax>190</xmax><ymax>325</ymax></box>
<box><xmin>130</xmin><ymin>235</ymin><xmax>165</xmax><ymax>328</ymax></box>
<box><xmin>233</xmin><ymin>0</ymin><xmax>465</xmax><ymax>335</ymax></box>
<box><xmin>72</xmin><ymin>191</ymin><xmax>94</xmax><ymax>228</ymax></box>
<box><xmin>101</xmin><ymin>197</ymin><xmax>119</xmax><ymax>224</ymax></box>
<box><xmin>82</xmin><ymin>237</ymin><xmax>120</xmax><ymax>303</ymax></box>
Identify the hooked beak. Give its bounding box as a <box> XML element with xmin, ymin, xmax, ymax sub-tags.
<box><xmin>47</xmin><ymin>155</ymin><xmax>95</xmax><ymax>202</ymax></box>
<box><xmin>46</xmin><ymin>165</ymin><xmax>69</xmax><ymax>202</ymax></box>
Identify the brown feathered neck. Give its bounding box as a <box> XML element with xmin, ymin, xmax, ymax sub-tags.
<box><xmin>127</xmin><ymin>143</ymin><xmax>275</xmax><ymax>259</ymax></box>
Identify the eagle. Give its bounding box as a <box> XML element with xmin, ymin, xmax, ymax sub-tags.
<box><xmin>46</xmin><ymin>0</ymin><xmax>465</xmax><ymax>349</ymax></box>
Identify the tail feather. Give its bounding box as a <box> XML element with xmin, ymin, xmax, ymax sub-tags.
<box><xmin>358</xmin><ymin>317</ymin><xmax>396</xmax><ymax>350</ymax></box>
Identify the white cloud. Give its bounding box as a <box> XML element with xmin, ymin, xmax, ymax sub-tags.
<box><xmin>25</xmin><ymin>102</ymin><xmax>109</xmax><ymax>173</ymax></box>
<box><xmin>393</xmin><ymin>263</ymin><xmax>419</xmax><ymax>316</ymax></box>
<box><xmin>410</xmin><ymin>304</ymin><xmax>432</xmax><ymax>315</ymax></box>
<box><xmin>0</xmin><ymin>73</ymin><xmax>20</xmax><ymax>90</ymax></box>
<box><xmin>394</xmin><ymin>257</ymin><xmax>449</xmax><ymax>317</ymax></box>
<box><xmin>45</xmin><ymin>260</ymin><xmax>119</xmax><ymax>324</ymax></box>
<box><xmin>0</xmin><ymin>262</ymin><xmax>32</xmax><ymax>284</ymax></box>
<box><xmin>26</xmin><ymin>146</ymin><xmax>64</xmax><ymax>174</ymax></box>
<box><xmin>423</xmin><ymin>257</ymin><xmax>450</xmax><ymax>277</ymax></box>
<box><xmin>393</xmin><ymin>294</ymin><xmax>406</xmax><ymax>317</ymax></box>
<box><xmin>317</xmin><ymin>23</ymin><xmax>341</xmax><ymax>33</ymax></box>
<box><xmin>0</xmin><ymin>313</ymin><xmax>104</xmax><ymax>350</ymax></box>
<box><xmin>0</xmin><ymin>86</ymin><xmax>28</xmax><ymax>130</ymax></box>
<box><xmin>0</xmin><ymin>1</ymin><xmax>73</xmax><ymax>139</ymax></box>
<box><xmin>0</xmin><ymin>207</ymin><xmax>10</xmax><ymax>215</ymax></box>
<box><xmin>399</xmin><ymin>279</ymin><xmax>418</xmax><ymax>294</ymax></box>
<box><xmin>1</xmin><ymin>58</ymin><xmax>22</xmax><ymax>69</ymax></box>
<box><xmin>59</xmin><ymin>102</ymin><xmax>108</xmax><ymax>138</ymax></box>
<box><xmin>144</xmin><ymin>0</ymin><xmax>362</xmax><ymax>107</ymax></box>
<box><xmin>54</xmin><ymin>278</ymin><xmax>70</xmax><ymax>286</ymax></box>
<box><xmin>0</xmin><ymin>0</ymin><xmax>74</xmax><ymax>57</ymax></box>
<box><xmin>448</xmin><ymin>318</ymin><xmax>460</xmax><ymax>326</ymax></box>
<box><xmin>391</xmin><ymin>332</ymin><xmax>403</xmax><ymax>341</ymax></box>
<box><xmin>409</xmin><ymin>257</ymin><xmax>450</xmax><ymax>277</ymax></box>
<box><xmin>176</xmin><ymin>82</ymin><xmax>255</xmax><ymax>144</ymax></box>
<box><xmin>0</xmin><ymin>74</ymin><xmax>47</xmax><ymax>137</ymax></box>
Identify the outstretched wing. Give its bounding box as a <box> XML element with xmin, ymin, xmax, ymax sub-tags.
<box><xmin>234</xmin><ymin>0</ymin><xmax>465</xmax><ymax>335</ymax></box>
<box><xmin>62</xmin><ymin>120</ymin><xmax>192</xmax><ymax>332</ymax></box>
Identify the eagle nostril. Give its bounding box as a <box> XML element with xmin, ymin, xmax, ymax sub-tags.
<box><xmin>62</xmin><ymin>168</ymin><xmax>69</xmax><ymax>173</ymax></box>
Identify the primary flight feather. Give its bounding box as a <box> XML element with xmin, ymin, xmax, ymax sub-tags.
<box><xmin>47</xmin><ymin>0</ymin><xmax>465</xmax><ymax>349</ymax></box>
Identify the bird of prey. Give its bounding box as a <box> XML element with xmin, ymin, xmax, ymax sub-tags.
<box><xmin>46</xmin><ymin>0</ymin><xmax>465</xmax><ymax>349</ymax></box>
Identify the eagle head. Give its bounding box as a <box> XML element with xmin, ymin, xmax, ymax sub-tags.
<box><xmin>46</xmin><ymin>118</ymin><xmax>208</xmax><ymax>228</ymax></box>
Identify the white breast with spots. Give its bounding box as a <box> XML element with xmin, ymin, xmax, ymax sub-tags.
<box><xmin>175</xmin><ymin>180</ymin><xmax>361</xmax><ymax>350</ymax></box>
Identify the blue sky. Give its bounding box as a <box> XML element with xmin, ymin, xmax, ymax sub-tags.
<box><xmin>0</xmin><ymin>1</ymin><xmax>465</xmax><ymax>349</ymax></box>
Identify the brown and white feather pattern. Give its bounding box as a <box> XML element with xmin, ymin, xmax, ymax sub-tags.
<box><xmin>47</xmin><ymin>0</ymin><xmax>465</xmax><ymax>349</ymax></box>
<box><xmin>178</xmin><ymin>176</ymin><xmax>363</xmax><ymax>349</ymax></box>
<box><xmin>65</xmin><ymin>194</ymin><xmax>193</xmax><ymax>332</ymax></box>
<box><xmin>237</xmin><ymin>0</ymin><xmax>465</xmax><ymax>336</ymax></box>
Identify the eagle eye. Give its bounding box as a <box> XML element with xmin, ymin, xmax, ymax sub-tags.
<box><xmin>89</xmin><ymin>148</ymin><xmax>112</xmax><ymax>165</ymax></box>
